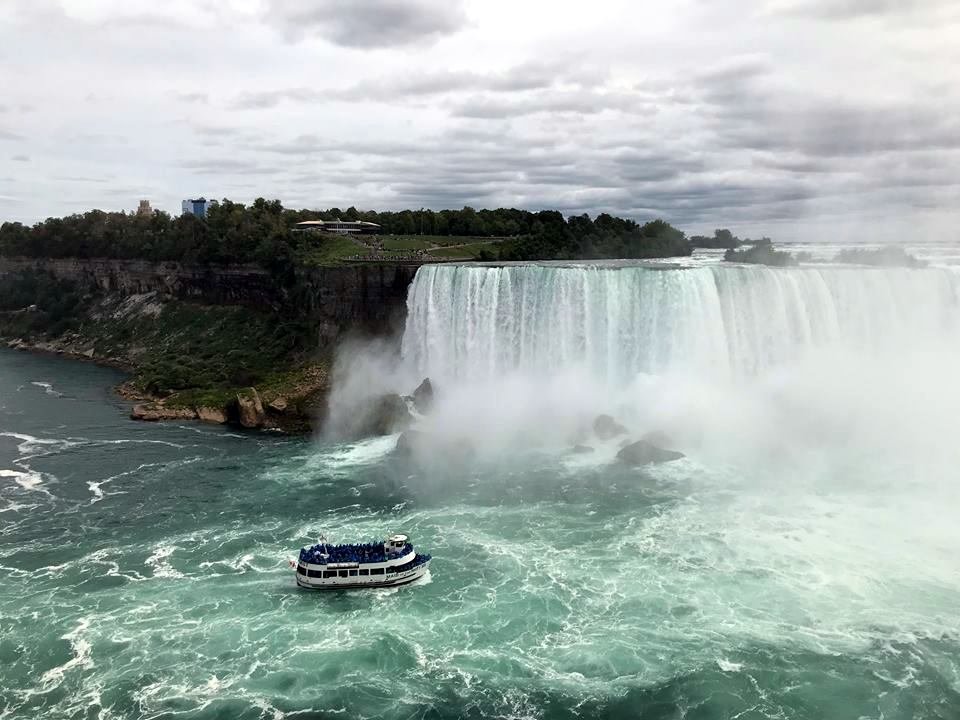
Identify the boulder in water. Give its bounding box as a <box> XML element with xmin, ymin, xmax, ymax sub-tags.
<box><xmin>617</xmin><ymin>440</ymin><xmax>685</xmax><ymax>466</ymax></box>
<box><xmin>640</xmin><ymin>430</ymin><xmax>675</xmax><ymax>449</ymax></box>
<box><xmin>408</xmin><ymin>378</ymin><xmax>434</xmax><ymax>414</ymax></box>
<box><xmin>594</xmin><ymin>414</ymin><xmax>628</xmax><ymax>440</ymax></box>
<box><xmin>394</xmin><ymin>431</ymin><xmax>475</xmax><ymax>465</ymax></box>
<box><xmin>395</xmin><ymin>430</ymin><xmax>426</xmax><ymax>458</ymax></box>
<box><xmin>356</xmin><ymin>393</ymin><xmax>414</xmax><ymax>437</ymax></box>
<box><xmin>570</xmin><ymin>444</ymin><xmax>595</xmax><ymax>454</ymax></box>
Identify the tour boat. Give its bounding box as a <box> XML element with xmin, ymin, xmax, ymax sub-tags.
<box><xmin>293</xmin><ymin>534</ymin><xmax>431</xmax><ymax>590</ymax></box>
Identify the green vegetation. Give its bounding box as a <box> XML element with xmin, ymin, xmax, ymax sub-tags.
<box><xmin>298</xmin><ymin>235</ymin><xmax>370</xmax><ymax>265</ymax></box>
<box><xmin>0</xmin><ymin>270</ymin><xmax>320</xmax><ymax>420</ymax></box>
<box><xmin>724</xmin><ymin>239</ymin><xmax>798</xmax><ymax>267</ymax></box>
<box><xmin>690</xmin><ymin>229</ymin><xmax>742</xmax><ymax>250</ymax></box>
<box><xmin>1</xmin><ymin>201</ymin><xmax>691</xmax><ymax>266</ymax></box>
<box><xmin>834</xmin><ymin>246</ymin><xmax>926</xmax><ymax>268</ymax></box>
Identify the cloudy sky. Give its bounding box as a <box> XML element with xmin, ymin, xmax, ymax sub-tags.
<box><xmin>1</xmin><ymin>0</ymin><xmax>958</xmax><ymax>240</ymax></box>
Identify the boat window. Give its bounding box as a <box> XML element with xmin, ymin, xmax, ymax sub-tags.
<box><xmin>323</xmin><ymin>570</ymin><xmax>337</xmax><ymax>579</ymax></box>
<box><xmin>371</xmin><ymin>568</ymin><xmax>385</xmax><ymax>575</ymax></box>
<box><xmin>307</xmin><ymin>568</ymin><xmax>323</xmax><ymax>578</ymax></box>
<box><xmin>349</xmin><ymin>570</ymin><xmax>358</xmax><ymax>577</ymax></box>
<box><xmin>359</xmin><ymin>569</ymin><xmax>369</xmax><ymax>576</ymax></box>
<box><xmin>338</xmin><ymin>570</ymin><xmax>348</xmax><ymax>578</ymax></box>
<box><xmin>297</xmin><ymin>564</ymin><xmax>307</xmax><ymax>573</ymax></box>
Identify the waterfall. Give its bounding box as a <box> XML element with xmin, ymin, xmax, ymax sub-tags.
<box><xmin>401</xmin><ymin>263</ymin><xmax>960</xmax><ymax>383</ymax></box>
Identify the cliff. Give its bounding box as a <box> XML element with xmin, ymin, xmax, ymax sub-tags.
<box><xmin>0</xmin><ymin>257</ymin><xmax>418</xmax><ymax>342</ymax></box>
<box><xmin>0</xmin><ymin>257</ymin><xmax>421</xmax><ymax>432</ymax></box>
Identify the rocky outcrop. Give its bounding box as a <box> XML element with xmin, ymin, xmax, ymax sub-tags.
<box><xmin>236</xmin><ymin>388</ymin><xmax>266</xmax><ymax>428</ymax></box>
<box><xmin>616</xmin><ymin>440</ymin><xmax>685</xmax><ymax>466</ymax></box>
<box><xmin>267</xmin><ymin>397</ymin><xmax>288</xmax><ymax>413</ymax></box>
<box><xmin>594</xmin><ymin>414</ymin><xmax>628</xmax><ymax>440</ymax></box>
<box><xmin>570</xmin><ymin>444</ymin><xmax>595</xmax><ymax>454</ymax></box>
<box><xmin>131</xmin><ymin>404</ymin><xmax>198</xmax><ymax>422</ymax></box>
<box><xmin>196</xmin><ymin>406</ymin><xmax>228</xmax><ymax>424</ymax></box>
<box><xmin>408</xmin><ymin>378</ymin><xmax>434</xmax><ymax>414</ymax></box>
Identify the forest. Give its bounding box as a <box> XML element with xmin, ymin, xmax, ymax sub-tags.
<box><xmin>0</xmin><ymin>200</ymin><xmax>692</xmax><ymax>270</ymax></box>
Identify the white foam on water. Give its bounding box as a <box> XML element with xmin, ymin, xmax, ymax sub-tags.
<box><xmin>144</xmin><ymin>545</ymin><xmax>185</xmax><ymax>579</ymax></box>
<box><xmin>30</xmin><ymin>381</ymin><xmax>63</xmax><ymax>398</ymax></box>
<box><xmin>323</xmin><ymin>435</ymin><xmax>401</xmax><ymax>469</ymax></box>
<box><xmin>39</xmin><ymin>617</ymin><xmax>94</xmax><ymax>689</ymax></box>
<box><xmin>0</xmin><ymin>468</ymin><xmax>45</xmax><ymax>492</ymax></box>
<box><xmin>717</xmin><ymin>659</ymin><xmax>744</xmax><ymax>672</ymax></box>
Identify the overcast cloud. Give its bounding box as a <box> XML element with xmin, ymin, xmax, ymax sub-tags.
<box><xmin>1</xmin><ymin>0</ymin><xmax>958</xmax><ymax>240</ymax></box>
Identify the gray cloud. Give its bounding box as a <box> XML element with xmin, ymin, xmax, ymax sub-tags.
<box><xmin>0</xmin><ymin>129</ymin><xmax>24</xmax><ymax>141</ymax></box>
<box><xmin>453</xmin><ymin>90</ymin><xmax>654</xmax><ymax>120</ymax></box>
<box><xmin>176</xmin><ymin>92</ymin><xmax>209</xmax><ymax>104</ymax></box>
<box><xmin>11</xmin><ymin>154</ymin><xmax>29</xmax><ymax>162</ymax></box>
<box><xmin>264</xmin><ymin>0</ymin><xmax>468</xmax><ymax>48</ymax></box>
<box><xmin>772</xmin><ymin>0</ymin><xmax>960</xmax><ymax>21</ymax></box>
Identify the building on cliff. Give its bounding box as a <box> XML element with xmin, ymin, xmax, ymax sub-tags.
<box><xmin>293</xmin><ymin>219</ymin><xmax>380</xmax><ymax>235</ymax></box>
<box><xmin>182</xmin><ymin>197</ymin><xmax>217</xmax><ymax>218</ymax></box>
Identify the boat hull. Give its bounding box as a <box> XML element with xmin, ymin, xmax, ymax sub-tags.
<box><xmin>296</xmin><ymin>561</ymin><xmax>430</xmax><ymax>591</ymax></box>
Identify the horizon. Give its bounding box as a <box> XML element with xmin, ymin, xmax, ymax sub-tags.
<box><xmin>1</xmin><ymin>1</ymin><xmax>958</xmax><ymax>242</ymax></box>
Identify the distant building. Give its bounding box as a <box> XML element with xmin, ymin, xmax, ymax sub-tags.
<box><xmin>293</xmin><ymin>219</ymin><xmax>380</xmax><ymax>235</ymax></box>
<box><xmin>182</xmin><ymin>197</ymin><xmax>216</xmax><ymax>218</ymax></box>
<box><xmin>136</xmin><ymin>199</ymin><xmax>153</xmax><ymax>216</ymax></box>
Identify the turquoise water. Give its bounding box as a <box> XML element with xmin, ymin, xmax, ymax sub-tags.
<box><xmin>2</xmin><ymin>338</ymin><xmax>960</xmax><ymax>718</ymax></box>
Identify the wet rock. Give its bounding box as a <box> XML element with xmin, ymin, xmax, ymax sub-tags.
<box><xmin>570</xmin><ymin>444</ymin><xmax>595</xmax><ymax>454</ymax></box>
<box><xmin>594</xmin><ymin>414</ymin><xmax>628</xmax><ymax>440</ymax></box>
<box><xmin>409</xmin><ymin>378</ymin><xmax>434</xmax><ymax>414</ymax></box>
<box><xmin>395</xmin><ymin>430</ymin><xmax>426</xmax><ymax>458</ymax></box>
<box><xmin>356</xmin><ymin>393</ymin><xmax>414</xmax><ymax>437</ymax></box>
<box><xmin>640</xmin><ymin>430</ymin><xmax>675</xmax><ymax>449</ymax></box>
<box><xmin>267</xmin><ymin>397</ymin><xmax>288</xmax><ymax>414</ymax></box>
<box><xmin>616</xmin><ymin>440</ymin><xmax>685</xmax><ymax>466</ymax></box>
<box><xmin>236</xmin><ymin>388</ymin><xmax>266</xmax><ymax>428</ymax></box>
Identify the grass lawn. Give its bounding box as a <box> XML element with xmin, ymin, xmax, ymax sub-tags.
<box><xmin>429</xmin><ymin>241</ymin><xmax>503</xmax><ymax>259</ymax></box>
<box><xmin>298</xmin><ymin>235</ymin><xmax>370</xmax><ymax>265</ymax></box>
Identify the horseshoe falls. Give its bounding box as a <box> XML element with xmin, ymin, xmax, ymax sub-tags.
<box><xmin>402</xmin><ymin>263</ymin><xmax>960</xmax><ymax>382</ymax></box>
<box><xmin>3</xmin><ymin>262</ymin><xmax>960</xmax><ymax>720</ymax></box>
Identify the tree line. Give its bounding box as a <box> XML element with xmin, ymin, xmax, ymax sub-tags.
<box><xmin>0</xmin><ymin>200</ymin><xmax>692</xmax><ymax>269</ymax></box>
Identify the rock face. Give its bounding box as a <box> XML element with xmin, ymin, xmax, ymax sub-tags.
<box><xmin>267</xmin><ymin>397</ymin><xmax>288</xmax><ymax>414</ymax></box>
<box><xmin>196</xmin><ymin>406</ymin><xmax>228</xmax><ymax>424</ymax></box>
<box><xmin>409</xmin><ymin>378</ymin><xmax>434</xmax><ymax>414</ymax></box>
<box><xmin>131</xmin><ymin>404</ymin><xmax>198</xmax><ymax>422</ymax></box>
<box><xmin>594</xmin><ymin>414</ymin><xmax>628</xmax><ymax>440</ymax></box>
<box><xmin>236</xmin><ymin>388</ymin><xmax>266</xmax><ymax>428</ymax></box>
<box><xmin>616</xmin><ymin>440</ymin><xmax>685</xmax><ymax>466</ymax></box>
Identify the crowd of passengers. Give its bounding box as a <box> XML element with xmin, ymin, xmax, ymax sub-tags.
<box><xmin>299</xmin><ymin>541</ymin><xmax>414</xmax><ymax>565</ymax></box>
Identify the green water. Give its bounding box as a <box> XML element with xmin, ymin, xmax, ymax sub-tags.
<box><xmin>1</xmin><ymin>348</ymin><xmax>959</xmax><ymax>719</ymax></box>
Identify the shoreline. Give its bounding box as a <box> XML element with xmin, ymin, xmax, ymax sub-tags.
<box><xmin>2</xmin><ymin>339</ymin><xmax>319</xmax><ymax>435</ymax></box>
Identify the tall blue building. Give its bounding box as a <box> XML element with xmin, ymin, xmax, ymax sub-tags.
<box><xmin>181</xmin><ymin>197</ymin><xmax>215</xmax><ymax>218</ymax></box>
